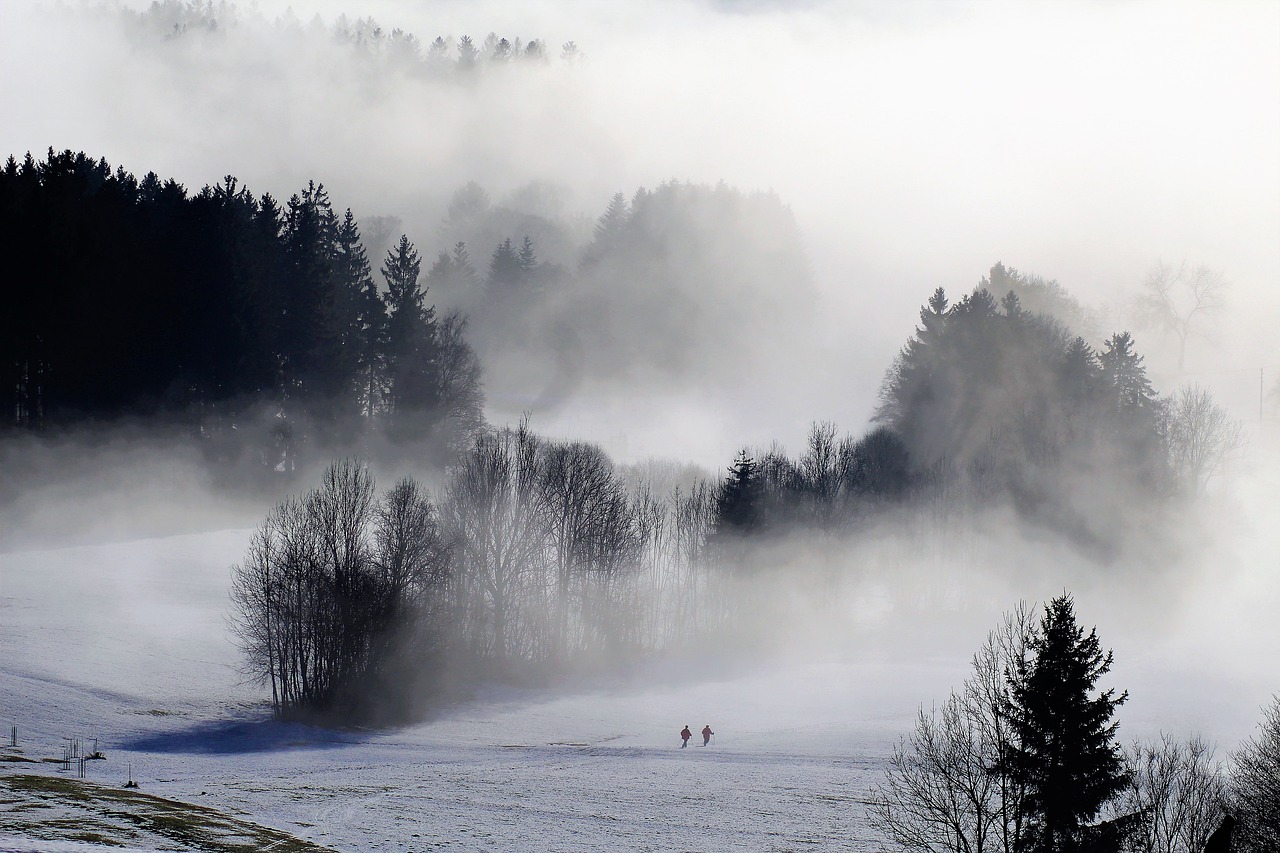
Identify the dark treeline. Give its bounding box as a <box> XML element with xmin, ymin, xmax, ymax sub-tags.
<box><xmin>0</xmin><ymin>150</ymin><xmax>483</xmax><ymax>471</ymax></box>
<box><xmin>2</xmin><ymin>148</ymin><xmax>816</xmax><ymax>483</ymax></box>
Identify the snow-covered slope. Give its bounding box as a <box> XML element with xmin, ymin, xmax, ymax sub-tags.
<box><xmin>3</xmin><ymin>507</ymin><xmax>1275</xmax><ymax>851</ymax></box>
<box><xmin>0</xmin><ymin>529</ymin><xmax>933</xmax><ymax>851</ymax></box>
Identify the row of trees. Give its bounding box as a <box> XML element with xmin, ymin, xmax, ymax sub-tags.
<box><xmin>871</xmin><ymin>595</ymin><xmax>1279</xmax><ymax>853</ymax></box>
<box><xmin>0</xmin><ymin>150</ymin><xmax>483</xmax><ymax>468</ymax></box>
<box><xmin>232</xmin><ymin>438</ymin><xmax>727</xmax><ymax>720</ymax></box>
<box><xmin>708</xmin><ymin>278</ymin><xmax>1244</xmax><ymax>551</ymax></box>
<box><xmin>119</xmin><ymin>1</ymin><xmax>582</xmax><ymax>74</ymax></box>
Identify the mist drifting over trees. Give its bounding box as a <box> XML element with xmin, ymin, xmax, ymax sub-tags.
<box><xmin>2</xmin><ymin>1</ymin><xmax>1277</xmax><ymax>850</ymax></box>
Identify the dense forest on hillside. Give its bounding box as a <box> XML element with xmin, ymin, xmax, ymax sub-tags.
<box><xmin>0</xmin><ymin>150</ymin><xmax>816</xmax><ymax>474</ymax></box>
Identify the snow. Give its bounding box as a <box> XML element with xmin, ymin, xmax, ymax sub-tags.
<box><xmin>2</xmin><ymin>510</ymin><xmax>1275</xmax><ymax>851</ymax></box>
<box><xmin>0</xmin><ymin>529</ymin><xmax>929</xmax><ymax>851</ymax></box>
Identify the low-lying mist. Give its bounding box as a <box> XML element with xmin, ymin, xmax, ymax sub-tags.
<box><xmin>2</xmin><ymin>0</ymin><xmax>1276</xmax><ymax>782</ymax></box>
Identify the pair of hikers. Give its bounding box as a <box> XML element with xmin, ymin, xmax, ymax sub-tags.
<box><xmin>680</xmin><ymin>724</ymin><xmax>713</xmax><ymax>748</ymax></box>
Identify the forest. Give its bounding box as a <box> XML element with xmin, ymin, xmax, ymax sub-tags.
<box><xmin>2</xmin><ymin>149</ymin><xmax>1246</xmax><ymax>711</ymax></box>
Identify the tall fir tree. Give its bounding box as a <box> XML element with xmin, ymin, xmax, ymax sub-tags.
<box><xmin>334</xmin><ymin>209</ymin><xmax>385</xmax><ymax>422</ymax></box>
<box><xmin>1004</xmin><ymin>595</ymin><xmax>1130</xmax><ymax>853</ymax></box>
<box><xmin>715</xmin><ymin>449</ymin><xmax>763</xmax><ymax>537</ymax></box>
<box><xmin>381</xmin><ymin>235</ymin><xmax>439</xmax><ymax>436</ymax></box>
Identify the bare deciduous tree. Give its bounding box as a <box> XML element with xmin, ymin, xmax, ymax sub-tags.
<box><xmin>871</xmin><ymin>604</ymin><xmax>1035</xmax><ymax>853</ymax></box>
<box><xmin>1108</xmin><ymin>733</ymin><xmax>1226</xmax><ymax>853</ymax></box>
<box><xmin>1137</xmin><ymin>261</ymin><xmax>1229</xmax><ymax>371</ymax></box>
<box><xmin>1231</xmin><ymin>695</ymin><xmax>1280</xmax><ymax>853</ymax></box>
<box><xmin>1163</xmin><ymin>384</ymin><xmax>1245</xmax><ymax>495</ymax></box>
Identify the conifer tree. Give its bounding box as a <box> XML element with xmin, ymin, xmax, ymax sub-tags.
<box><xmin>381</xmin><ymin>235</ymin><xmax>439</xmax><ymax>434</ymax></box>
<box><xmin>1098</xmin><ymin>332</ymin><xmax>1155</xmax><ymax>416</ymax></box>
<box><xmin>1003</xmin><ymin>595</ymin><xmax>1129</xmax><ymax>852</ymax></box>
<box><xmin>487</xmin><ymin>237</ymin><xmax>522</xmax><ymax>290</ymax></box>
<box><xmin>335</xmin><ymin>209</ymin><xmax>385</xmax><ymax>421</ymax></box>
<box><xmin>715</xmin><ymin>449</ymin><xmax>763</xmax><ymax>536</ymax></box>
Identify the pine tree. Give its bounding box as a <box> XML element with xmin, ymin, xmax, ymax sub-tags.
<box><xmin>581</xmin><ymin>191</ymin><xmax>630</xmax><ymax>267</ymax></box>
<box><xmin>487</xmin><ymin>237</ymin><xmax>522</xmax><ymax>290</ymax></box>
<box><xmin>1098</xmin><ymin>332</ymin><xmax>1155</xmax><ymax>416</ymax></box>
<box><xmin>1004</xmin><ymin>595</ymin><xmax>1129</xmax><ymax>853</ymax></box>
<box><xmin>335</xmin><ymin>209</ymin><xmax>385</xmax><ymax>421</ymax></box>
<box><xmin>381</xmin><ymin>236</ymin><xmax>439</xmax><ymax>435</ymax></box>
<box><xmin>715</xmin><ymin>449</ymin><xmax>763</xmax><ymax>536</ymax></box>
<box><xmin>518</xmin><ymin>235</ymin><xmax>537</xmax><ymax>273</ymax></box>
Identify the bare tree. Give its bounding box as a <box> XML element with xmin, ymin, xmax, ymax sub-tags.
<box><xmin>871</xmin><ymin>604</ymin><xmax>1035</xmax><ymax>853</ymax></box>
<box><xmin>230</xmin><ymin>460</ymin><xmax>447</xmax><ymax>720</ymax></box>
<box><xmin>440</xmin><ymin>421</ymin><xmax>546</xmax><ymax>665</ymax></box>
<box><xmin>1230</xmin><ymin>695</ymin><xmax>1280</xmax><ymax>853</ymax></box>
<box><xmin>1137</xmin><ymin>261</ymin><xmax>1229</xmax><ymax>371</ymax></box>
<box><xmin>1163</xmin><ymin>384</ymin><xmax>1245</xmax><ymax>495</ymax></box>
<box><xmin>1108</xmin><ymin>734</ymin><xmax>1227</xmax><ymax>853</ymax></box>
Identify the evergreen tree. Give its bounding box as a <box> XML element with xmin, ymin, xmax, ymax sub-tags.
<box><xmin>1098</xmin><ymin>332</ymin><xmax>1155</xmax><ymax>416</ymax></box>
<box><xmin>381</xmin><ymin>235</ymin><xmax>439</xmax><ymax>435</ymax></box>
<box><xmin>518</xmin><ymin>235</ymin><xmax>537</xmax><ymax>274</ymax></box>
<box><xmin>581</xmin><ymin>191</ymin><xmax>630</xmax><ymax>267</ymax></box>
<box><xmin>715</xmin><ymin>449</ymin><xmax>763</xmax><ymax>536</ymax></box>
<box><xmin>487</xmin><ymin>237</ymin><xmax>523</xmax><ymax>290</ymax></box>
<box><xmin>335</xmin><ymin>209</ymin><xmax>385</xmax><ymax>421</ymax></box>
<box><xmin>281</xmin><ymin>181</ymin><xmax>341</xmax><ymax>411</ymax></box>
<box><xmin>1004</xmin><ymin>595</ymin><xmax>1129</xmax><ymax>853</ymax></box>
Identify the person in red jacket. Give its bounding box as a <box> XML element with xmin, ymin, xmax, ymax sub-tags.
<box><xmin>680</xmin><ymin>725</ymin><xmax>692</xmax><ymax>748</ymax></box>
<box><xmin>701</xmin><ymin>724</ymin><xmax>713</xmax><ymax>746</ymax></box>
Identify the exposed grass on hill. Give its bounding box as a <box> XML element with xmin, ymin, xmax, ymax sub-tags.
<box><xmin>0</xmin><ymin>772</ymin><xmax>336</xmax><ymax>852</ymax></box>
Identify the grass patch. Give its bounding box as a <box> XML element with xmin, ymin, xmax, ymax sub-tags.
<box><xmin>0</xmin><ymin>774</ymin><xmax>336</xmax><ymax>852</ymax></box>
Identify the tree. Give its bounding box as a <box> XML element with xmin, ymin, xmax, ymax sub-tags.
<box><xmin>1136</xmin><ymin>260</ymin><xmax>1229</xmax><ymax>372</ymax></box>
<box><xmin>714</xmin><ymin>449</ymin><xmax>763</xmax><ymax>538</ymax></box>
<box><xmin>440</xmin><ymin>421</ymin><xmax>546</xmax><ymax>666</ymax></box>
<box><xmin>1098</xmin><ymin>333</ymin><xmax>1156</xmax><ymax>418</ymax></box>
<box><xmin>381</xmin><ymin>235</ymin><xmax>439</xmax><ymax>436</ymax></box>
<box><xmin>1003</xmin><ymin>594</ymin><xmax>1129</xmax><ymax>852</ymax></box>
<box><xmin>334</xmin><ymin>209</ymin><xmax>385</xmax><ymax>422</ymax></box>
<box><xmin>1110</xmin><ymin>734</ymin><xmax>1227</xmax><ymax>853</ymax></box>
<box><xmin>1230</xmin><ymin>695</ymin><xmax>1280</xmax><ymax>853</ymax></box>
<box><xmin>1163</xmin><ymin>384</ymin><xmax>1245</xmax><ymax>495</ymax></box>
<box><xmin>871</xmin><ymin>603</ymin><xmax>1035</xmax><ymax>853</ymax></box>
<box><xmin>487</xmin><ymin>237</ymin><xmax>523</xmax><ymax>291</ymax></box>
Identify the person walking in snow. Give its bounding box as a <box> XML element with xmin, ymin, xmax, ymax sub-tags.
<box><xmin>680</xmin><ymin>725</ymin><xmax>692</xmax><ymax>748</ymax></box>
<box><xmin>701</xmin><ymin>724</ymin><xmax>713</xmax><ymax>746</ymax></box>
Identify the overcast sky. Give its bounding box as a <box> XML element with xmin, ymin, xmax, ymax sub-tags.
<box><xmin>2</xmin><ymin>0</ymin><xmax>1276</xmax><ymax>460</ymax></box>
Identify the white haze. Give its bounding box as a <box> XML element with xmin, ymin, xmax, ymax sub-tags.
<box><xmin>2</xmin><ymin>0</ymin><xmax>1276</xmax><ymax>460</ymax></box>
<box><xmin>1</xmin><ymin>4</ymin><xmax>1277</xmax><ymax>841</ymax></box>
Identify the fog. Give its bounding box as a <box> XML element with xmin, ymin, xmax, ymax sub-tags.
<box><xmin>4</xmin><ymin>0</ymin><xmax>1276</xmax><ymax>461</ymax></box>
<box><xmin>3</xmin><ymin>0</ymin><xmax>1279</xmax><ymax>801</ymax></box>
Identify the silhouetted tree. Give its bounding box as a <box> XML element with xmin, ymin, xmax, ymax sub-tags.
<box><xmin>381</xmin><ymin>235</ymin><xmax>440</xmax><ymax>438</ymax></box>
<box><xmin>1230</xmin><ymin>695</ymin><xmax>1280</xmax><ymax>853</ymax></box>
<box><xmin>1002</xmin><ymin>594</ymin><xmax>1129</xmax><ymax>852</ymax></box>
<box><xmin>1136</xmin><ymin>260</ymin><xmax>1229</xmax><ymax>372</ymax></box>
<box><xmin>715</xmin><ymin>449</ymin><xmax>763</xmax><ymax>538</ymax></box>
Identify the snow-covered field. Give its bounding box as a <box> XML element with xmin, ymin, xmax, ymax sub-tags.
<box><xmin>2</xmin><ymin>498</ymin><xmax>1276</xmax><ymax>851</ymax></box>
<box><xmin>0</xmin><ymin>529</ymin><xmax>939</xmax><ymax>851</ymax></box>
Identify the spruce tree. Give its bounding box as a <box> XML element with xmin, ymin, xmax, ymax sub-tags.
<box><xmin>381</xmin><ymin>235</ymin><xmax>439</xmax><ymax>436</ymax></box>
<box><xmin>487</xmin><ymin>237</ymin><xmax>522</xmax><ymax>290</ymax></box>
<box><xmin>1004</xmin><ymin>595</ymin><xmax>1129</xmax><ymax>853</ymax></box>
<box><xmin>715</xmin><ymin>449</ymin><xmax>763</xmax><ymax>536</ymax></box>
